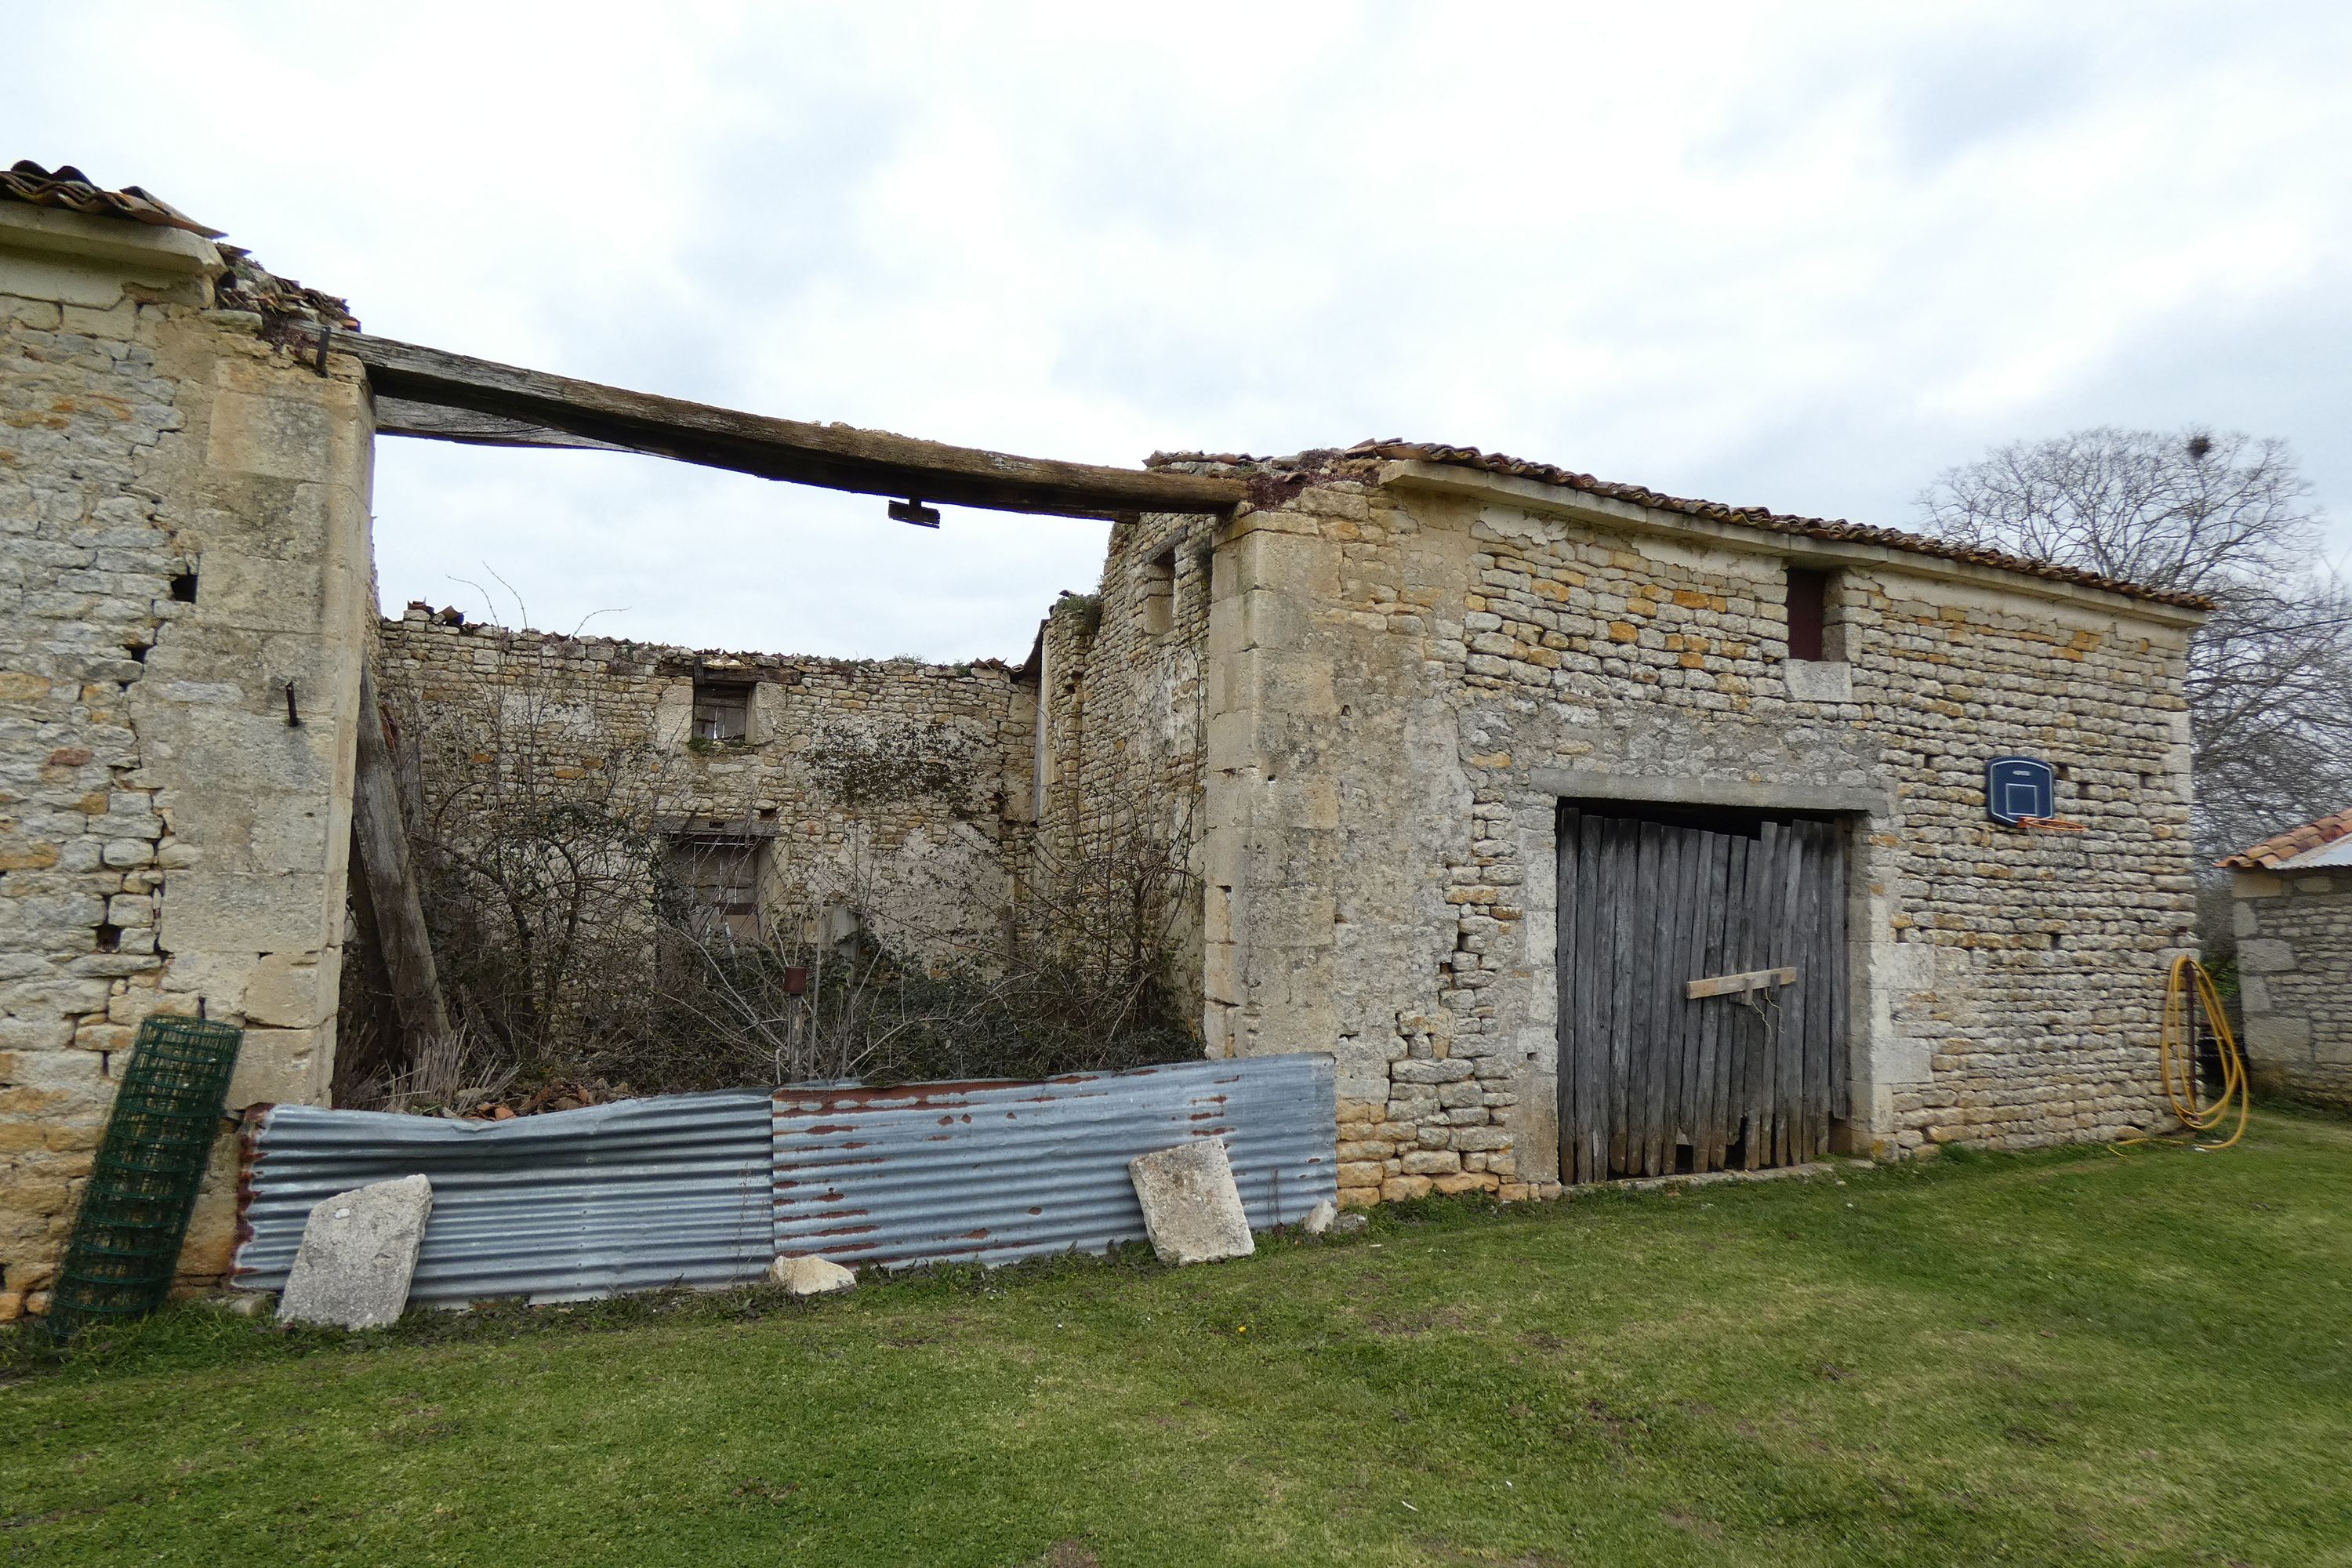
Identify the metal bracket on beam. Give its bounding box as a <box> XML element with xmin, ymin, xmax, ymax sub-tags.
<box><xmin>889</xmin><ymin>499</ymin><xmax>942</xmax><ymax>528</ymax></box>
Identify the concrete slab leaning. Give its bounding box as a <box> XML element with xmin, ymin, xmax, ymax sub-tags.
<box><xmin>1128</xmin><ymin>1138</ymin><xmax>1256</xmax><ymax>1266</ymax></box>
<box><xmin>277</xmin><ymin>1174</ymin><xmax>433</xmax><ymax>1330</ymax></box>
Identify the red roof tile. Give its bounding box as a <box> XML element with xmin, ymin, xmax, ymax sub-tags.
<box><xmin>0</xmin><ymin>159</ymin><xmax>222</xmax><ymax>238</ymax></box>
<box><xmin>2218</xmin><ymin>809</ymin><xmax>2352</xmax><ymax>870</ymax></box>
<box><xmin>1147</xmin><ymin>440</ymin><xmax>2212</xmax><ymax>611</ymax></box>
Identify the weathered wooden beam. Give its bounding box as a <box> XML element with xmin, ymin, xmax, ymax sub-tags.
<box><xmin>1685</xmin><ymin>967</ymin><xmax>1797</xmax><ymax>1000</ymax></box>
<box><xmin>372</xmin><ymin>396</ymin><xmax>629</xmax><ymax>452</ymax></box>
<box><xmin>336</xmin><ymin>330</ymin><xmax>1247</xmax><ymax>521</ymax></box>
<box><xmin>351</xmin><ymin>665</ymin><xmax>452</xmax><ymax>1054</ymax></box>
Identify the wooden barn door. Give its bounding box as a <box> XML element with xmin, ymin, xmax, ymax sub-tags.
<box><xmin>1555</xmin><ymin>807</ymin><xmax>1848</xmax><ymax>1182</ymax></box>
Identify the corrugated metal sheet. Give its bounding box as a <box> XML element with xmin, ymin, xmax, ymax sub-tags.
<box><xmin>236</xmin><ymin>1090</ymin><xmax>773</xmax><ymax>1305</ymax></box>
<box><xmin>772</xmin><ymin>1054</ymin><xmax>1337</xmax><ymax>1269</ymax></box>
<box><xmin>234</xmin><ymin>1056</ymin><xmax>1338</xmax><ymax>1306</ymax></box>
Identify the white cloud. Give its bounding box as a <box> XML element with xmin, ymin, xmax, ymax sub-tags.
<box><xmin>9</xmin><ymin>0</ymin><xmax>2347</xmax><ymax>657</ymax></box>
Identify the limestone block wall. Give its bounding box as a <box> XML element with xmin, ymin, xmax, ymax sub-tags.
<box><xmin>2231</xmin><ymin>867</ymin><xmax>2352</xmax><ymax>1108</ymax></box>
<box><xmin>1026</xmin><ymin>514</ymin><xmax>1219</xmax><ymax>998</ymax></box>
<box><xmin>377</xmin><ymin>612</ymin><xmax>1031</xmax><ymax>963</ymax></box>
<box><xmin>1110</xmin><ymin>456</ymin><xmax>2201</xmax><ymax>1207</ymax></box>
<box><xmin>0</xmin><ymin>206</ymin><xmax>372</xmax><ymax>1319</ymax></box>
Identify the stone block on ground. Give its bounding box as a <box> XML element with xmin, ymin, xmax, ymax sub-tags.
<box><xmin>277</xmin><ymin>1174</ymin><xmax>432</xmax><ymax>1330</ymax></box>
<box><xmin>771</xmin><ymin>1254</ymin><xmax>856</xmax><ymax>1297</ymax></box>
<box><xmin>1330</xmin><ymin>1211</ymin><xmax>1370</xmax><ymax>1235</ymax></box>
<box><xmin>1128</xmin><ymin>1138</ymin><xmax>1254</xmax><ymax>1266</ymax></box>
<box><xmin>1300</xmin><ymin>1199</ymin><xmax>1338</xmax><ymax>1236</ymax></box>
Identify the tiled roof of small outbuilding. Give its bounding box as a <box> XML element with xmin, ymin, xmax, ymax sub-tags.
<box><xmin>2218</xmin><ymin>809</ymin><xmax>2352</xmax><ymax>870</ymax></box>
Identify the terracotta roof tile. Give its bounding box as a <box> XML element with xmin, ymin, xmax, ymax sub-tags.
<box><xmin>0</xmin><ymin>159</ymin><xmax>222</xmax><ymax>238</ymax></box>
<box><xmin>2218</xmin><ymin>808</ymin><xmax>2352</xmax><ymax>870</ymax></box>
<box><xmin>1148</xmin><ymin>439</ymin><xmax>2212</xmax><ymax>611</ymax></box>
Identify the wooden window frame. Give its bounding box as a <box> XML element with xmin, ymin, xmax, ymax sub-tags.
<box><xmin>691</xmin><ymin>679</ymin><xmax>754</xmax><ymax>743</ymax></box>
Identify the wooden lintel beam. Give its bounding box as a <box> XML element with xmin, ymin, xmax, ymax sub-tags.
<box><xmin>373</xmin><ymin>397</ymin><xmax>630</xmax><ymax>452</ymax></box>
<box><xmin>335</xmin><ymin>330</ymin><xmax>1247</xmax><ymax>521</ymax></box>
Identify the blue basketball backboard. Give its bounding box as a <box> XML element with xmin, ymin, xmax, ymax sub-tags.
<box><xmin>1986</xmin><ymin>756</ymin><xmax>2056</xmax><ymax>826</ymax></box>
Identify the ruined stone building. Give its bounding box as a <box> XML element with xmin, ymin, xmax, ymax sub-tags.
<box><xmin>2220</xmin><ymin>809</ymin><xmax>2352</xmax><ymax>1109</ymax></box>
<box><xmin>0</xmin><ymin>165</ymin><xmax>2209</xmax><ymax>1319</ymax></box>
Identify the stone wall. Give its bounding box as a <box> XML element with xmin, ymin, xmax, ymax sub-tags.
<box><xmin>0</xmin><ymin>204</ymin><xmax>2212</xmax><ymax>1316</ymax></box>
<box><xmin>0</xmin><ymin>205</ymin><xmax>372</xmax><ymax>1319</ymax></box>
<box><xmin>2231</xmin><ymin>866</ymin><xmax>2352</xmax><ymax>1108</ymax></box>
<box><xmin>1029</xmin><ymin>513</ymin><xmax>1221</xmax><ymax>1003</ymax></box>
<box><xmin>1088</xmin><ymin>455</ymin><xmax>2202</xmax><ymax>1207</ymax></box>
<box><xmin>376</xmin><ymin>608</ymin><xmax>1033</xmax><ymax>965</ymax></box>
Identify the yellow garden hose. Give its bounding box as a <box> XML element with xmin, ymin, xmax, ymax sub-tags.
<box><xmin>2155</xmin><ymin>953</ymin><xmax>2251</xmax><ymax>1150</ymax></box>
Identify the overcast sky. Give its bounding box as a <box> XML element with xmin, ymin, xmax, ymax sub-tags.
<box><xmin>13</xmin><ymin>2</ymin><xmax>2349</xmax><ymax>661</ymax></box>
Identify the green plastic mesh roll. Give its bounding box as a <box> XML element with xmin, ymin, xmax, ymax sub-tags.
<box><xmin>47</xmin><ymin>1015</ymin><xmax>244</xmax><ymax>1341</ymax></box>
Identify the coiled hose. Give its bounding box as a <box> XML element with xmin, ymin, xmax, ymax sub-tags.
<box><xmin>2155</xmin><ymin>953</ymin><xmax>2251</xmax><ymax>1150</ymax></box>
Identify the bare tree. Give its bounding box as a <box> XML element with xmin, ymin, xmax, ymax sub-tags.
<box><xmin>1916</xmin><ymin>426</ymin><xmax>2352</xmax><ymax>863</ymax></box>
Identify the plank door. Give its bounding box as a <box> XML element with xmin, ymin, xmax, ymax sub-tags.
<box><xmin>1556</xmin><ymin>807</ymin><xmax>1847</xmax><ymax>1181</ymax></box>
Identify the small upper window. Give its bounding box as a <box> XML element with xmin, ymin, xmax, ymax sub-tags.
<box><xmin>1784</xmin><ymin>568</ymin><xmax>1831</xmax><ymax>662</ymax></box>
<box><xmin>692</xmin><ymin>681</ymin><xmax>753</xmax><ymax>742</ymax></box>
<box><xmin>1140</xmin><ymin>546</ymin><xmax>1177</xmax><ymax>637</ymax></box>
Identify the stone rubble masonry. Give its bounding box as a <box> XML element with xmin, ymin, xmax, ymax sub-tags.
<box><xmin>0</xmin><ymin>205</ymin><xmax>372</xmax><ymax>1322</ymax></box>
<box><xmin>1092</xmin><ymin>456</ymin><xmax>2201</xmax><ymax>1211</ymax></box>
<box><xmin>2230</xmin><ymin>866</ymin><xmax>2352</xmax><ymax>1109</ymax></box>
<box><xmin>376</xmin><ymin>612</ymin><xmax>1036</xmax><ymax>964</ymax></box>
<box><xmin>0</xmin><ymin>196</ymin><xmax>2215</xmax><ymax>1308</ymax></box>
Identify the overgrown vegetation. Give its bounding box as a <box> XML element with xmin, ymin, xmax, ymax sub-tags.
<box><xmin>339</xmin><ymin>630</ymin><xmax>1196</xmax><ymax>1106</ymax></box>
<box><xmin>7</xmin><ymin>1109</ymin><xmax>2350</xmax><ymax>1565</ymax></box>
<box><xmin>662</xmin><ymin>818</ymin><xmax>1198</xmax><ymax>1090</ymax></box>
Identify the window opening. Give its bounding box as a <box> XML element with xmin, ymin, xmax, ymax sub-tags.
<box><xmin>691</xmin><ymin>680</ymin><xmax>753</xmax><ymax>742</ymax></box>
<box><xmin>667</xmin><ymin>836</ymin><xmax>764</xmax><ymax>943</ymax></box>
<box><xmin>1785</xmin><ymin>568</ymin><xmax>1828</xmax><ymax>662</ymax></box>
<box><xmin>1140</xmin><ymin>546</ymin><xmax>1177</xmax><ymax>637</ymax></box>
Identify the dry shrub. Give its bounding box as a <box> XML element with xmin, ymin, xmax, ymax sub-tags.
<box><xmin>346</xmin><ymin>626</ymin><xmax>1199</xmax><ymax>1101</ymax></box>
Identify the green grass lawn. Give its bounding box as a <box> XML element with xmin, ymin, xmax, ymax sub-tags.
<box><xmin>6</xmin><ymin>1109</ymin><xmax>2350</xmax><ymax>1567</ymax></box>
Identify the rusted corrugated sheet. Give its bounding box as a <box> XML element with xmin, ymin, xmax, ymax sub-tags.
<box><xmin>233</xmin><ymin>1056</ymin><xmax>1338</xmax><ymax>1306</ymax></box>
<box><xmin>771</xmin><ymin>1054</ymin><xmax>1337</xmax><ymax>1269</ymax></box>
<box><xmin>235</xmin><ymin>1091</ymin><xmax>773</xmax><ymax>1305</ymax></box>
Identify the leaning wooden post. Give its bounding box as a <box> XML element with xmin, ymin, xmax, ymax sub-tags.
<box><xmin>351</xmin><ymin>663</ymin><xmax>453</xmax><ymax>1051</ymax></box>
